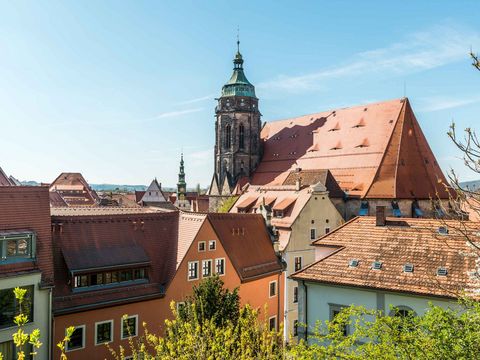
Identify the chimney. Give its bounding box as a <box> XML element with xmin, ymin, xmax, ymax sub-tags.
<box><xmin>295</xmin><ymin>177</ymin><xmax>302</xmax><ymax>191</ymax></box>
<box><xmin>376</xmin><ymin>206</ymin><xmax>386</xmax><ymax>226</ymax></box>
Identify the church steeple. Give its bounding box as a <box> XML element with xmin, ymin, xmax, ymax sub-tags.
<box><xmin>221</xmin><ymin>39</ymin><xmax>256</xmax><ymax>98</ymax></box>
<box><xmin>177</xmin><ymin>153</ymin><xmax>186</xmax><ymax>201</ymax></box>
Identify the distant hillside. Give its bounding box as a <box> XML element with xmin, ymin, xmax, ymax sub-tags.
<box><xmin>459</xmin><ymin>180</ymin><xmax>480</xmax><ymax>191</ymax></box>
<box><xmin>90</xmin><ymin>184</ymin><xmax>148</xmax><ymax>192</ymax></box>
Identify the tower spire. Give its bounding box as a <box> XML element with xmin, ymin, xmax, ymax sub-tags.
<box><xmin>237</xmin><ymin>26</ymin><xmax>240</xmax><ymax>53</ymax></box>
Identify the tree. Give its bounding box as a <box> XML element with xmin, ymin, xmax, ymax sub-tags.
<box><xmin>178</xmin><ymin>275</ymin><xmax>240</xmax><ymax>327</ymax></box>
<box><xmin>218</xmin><ymin>196</ymin><xmax>239</xmax><ymax>213</ymax></box>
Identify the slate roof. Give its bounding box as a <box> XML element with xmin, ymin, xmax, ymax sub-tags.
<box><xmin>207</xmin><ymin>213</ymin><xmax>282</xmax><ymax>281</ymax></box>
<box><xmin>253</xmin><ymin>98</ymin><xmax>450</xmax><ymax>199</ymax></box>
<box><xmin>291</xmin><ymin>216</ymin><xmax>480</xmax><ymax>299</ymax></box>
<box><xmin>0</xmin><ymin>186</ymin><xmax>53</xmax><ymax>286</ymax></box>
<box><xmin>51</xmin><ymin>212</ymin><xmax>179</xmax><ymax>314</ymax></box>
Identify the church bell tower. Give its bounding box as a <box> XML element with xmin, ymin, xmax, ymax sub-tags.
<box><xmin>213</xmin><ymin>39</ymin><xmax>262</xmax><ymax>191</ymax></box>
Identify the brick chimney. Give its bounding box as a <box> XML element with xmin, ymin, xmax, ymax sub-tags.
<box><xmin>376</xmin><ymin>206</ymin><xmax>386</xmax><ymax>226</ymax></box>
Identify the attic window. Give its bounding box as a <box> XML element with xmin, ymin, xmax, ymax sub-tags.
<box><xmin>274</xmin><ymin>136</ymin><xmax>281</xmax><ymax>140</ymax></box>
<box><xmin>328</xmin><ymin>123</ymin><xmax>340</xmax><ymax>132</ymax></box>
<box><xmin>356</xmin><ymin>138</ymin><xmax>370</xmax><ymax>148</ymax></box>
<box><xmin>438</xmin><ymin>226</ymin><xmax>449</xmax><ymax>235</ymax></box>
<box><xmin>274</xmin><ymin>210</ymin><xmax>284</xmax><ymax>218</ymax></box>
<box><xmin>349</xmin><ymin>259</ymin><xmax>359</xmax><ymax>268</ymax></box>
<box><xmin>352</xmin><ymin>118</ymin><xmax>366</xmax><ymax>128</ymax></box>
<box><xmin>437</xmin><ymin>267</ymin><xmax>448</xmax><ymax>276</ymax></box>
<box><xmin>359</xmin><ymin>201</ymin><xmax>369</xmax><ymax>216</ymax></box>
<box><xmin>364</xmin><ymin>107</ymin><xmax>368</xmax><ymax>111</ymax></box>
<box><xmin>372</xmin><ymin>261</ymin><xmax>383</xmax><ymax>270</ymax></box>
<box><xmin>289</xmin><ymin>151</ymin><xmax>297</xmax><ymax>155</ymax></box>
<box><xmin>391</xmin><ymin>201</ymin><xmax>402</xmax><ymax>217</ymax></box>
<box><xmin>403</xmin><ymin>264</ymin><xmax>414</xmax><ymax>273</ymax></box>
<box><xmin>273</xmin><ymin>153</ymin><xmax>280</xmax><ymax>157</ymax></box>
<box><xmin>289</xmin><ymin>134</ymin><xmax>298</xmax><ymax>138</ymax></box>
<box><xmin>330</xmin><ymin>141</ymin><xmax>342</xmax><ymax>150</ymax></box>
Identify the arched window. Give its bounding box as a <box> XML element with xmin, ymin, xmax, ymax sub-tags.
<box><xmin>389</xmin><ymin>306</ymin><xmax>417</xmax><ymax>317</ymax></box>
<box><xmin>239</xmin><ymin>124</ymin><xmax>245</xmax><ymax>149</ymax></box>
<box><xmin>225</xmin><ymin>125</ymin><xmax>231</xmax><ymax>149</ymax></box>
<box><xmin>240</xmin><ymin>160</ymin><xmax>245</xmax><ymax>173</ymax></box>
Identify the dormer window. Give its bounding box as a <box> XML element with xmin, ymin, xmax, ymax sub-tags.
<box><xmin>0</xmin><ymin>232</ymin><xmax>36</xmax><ymax>263</ymax></box>
<box><xmin>274</xmin><ymin>210</ymin><xmax>284</xmax><ymax>218</ymax></box>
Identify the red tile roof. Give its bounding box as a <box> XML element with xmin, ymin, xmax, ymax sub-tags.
<box><xmin>177</xmin><ymin>211</ymin><xmax>207</xmax><ymax>268</ymax></box>
<box><xmin>49</xmin><ymin>172</ymin><xmax>100</xmax><ymax>206</ymax></box>
<box><xmin>291</xmin><ymin>216</ymin><xmax>480</xmax><ymax>299</ymax></box>
<box><xmin>51</xmin><ymin>212</ymin><xmax>179</xmax><ymax>313</ymax></box>
<box><xmin>282</xmin><ymin>169</ymin><xmax>344</xmax><ymax>198</ymax></box>
<box><xmin>0</xmin><ymin>186</ymin><xmax>53</xmax><ymax>286</ymax></box>
<box><xmin>0</xmin><ymin>167</ymin><xmax>14</xmax><ymax>186</ymax></box>
<box><xmin>253</xmin><ymin>98</ymin><xmax>450</xmax><ymax>199</ymax></box>
<box><xmin>207</xmin><ymin>213</ymin><xmax>283</xmax><ymax>281</ymax></box>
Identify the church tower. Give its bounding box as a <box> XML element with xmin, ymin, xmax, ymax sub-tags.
<box><xmin>213</xmin><ymin>39</ymin><xmax>262</xmax><ymax>192</ymax></box>
<box><xmin>175</xmin><ymin>153</ymin><xmax>190</xmax><ymax>209</ymax></box>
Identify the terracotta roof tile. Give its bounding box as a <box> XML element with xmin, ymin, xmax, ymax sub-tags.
<box><xmin>292</xmin><ymin>216</ymin><xmax>480</xmax><ymax>299</ymax></box>
<box><xmin>207</xmin><ymin>213</ymin><xmax>282</xmax><ymax>281</ymax></box>
<box><xmin>253</xmin><ymin>98</ymin><xmax>450</xmax><ymax>199</ymax></box>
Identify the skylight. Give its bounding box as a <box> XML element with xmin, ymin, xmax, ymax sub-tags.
<box><xmin>437</xmin><ymin>267</ymin><xmax>448</xmax><ymax>276</ymax></box>
<box><xmin>372</xmin><ymin>261</ymin><xmax>382</xmax><ymax>270</ymax></box>
<box><xmin>438</xmin><ymin>226</ymin><xmax>449</xmax><ymax>235</ymax></box>
<box><xmin>349</xmin><ymin>259</ymin><xmax>359</xmax><ymax>268</ymax></box>
<box><xmin>403</xmin><ymin>264</ymin><xmax>414</xmax><ymax>273</ymax></box>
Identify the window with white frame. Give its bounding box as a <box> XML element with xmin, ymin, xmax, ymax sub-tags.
<box><xmin>269</xmin><ymin>281</ymin><xmax>277</xmax><ymax>297</ymax></box>
<box><xmin>269</xmin><ymin>316</ymin><xmax>277</xmax><ymax>331</ymax></box>
<box><xmin>0</xmin><ymin>232</ymin><xmax>35</xmax><ymax>262</ymax></box>
<box><xmin>121</xmin><ymin>315</ymin><xmax>138</xmax><ymax>339</ymax></box>
<box><xmin>198</xmin><ymin>241</ymin><xmax>206</xmax><ymax>252</ymax></box>
<box><xmin>209</xmin><ymin>240</ymin><xmax>216</xmax><ymax>250</ymax></box>
<box><xmin>310</xmin><ymin>228</ymin><xmax>316</xmax><ymax>240</ymax></box>
<box><xmin>188</xmin><ymin>261</ymin><xmax>199</xmax><ymax>280</ymax></box>
<box><xmin>95</xmin><ymin>320</ymin><xmax>113</xmax><ymax>345</ymax></box>
<box><xmin>294</xmin><ymin>256</ymin><xmax>302</xmax><ymax>271</ymax></box>
<box><xmin>202</xmin><ymin>259</ymin><xmax>212</xmax><ymax>277</ymax></box>
<box><xmin>215</xmin><ymin>258</ymin><xmax>225</xmax><ymax>275</ymax></box>
<box><xmin>293</xmin><ymin>286</ymin><xmax>298</xmax><ymax>303</ymax></box>
<box><xmin>66</xmin><ymin>325</ymin><xmax>85</xmax><ymax>351</ymax></box>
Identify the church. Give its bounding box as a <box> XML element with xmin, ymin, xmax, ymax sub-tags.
<box><xmin>208</xmin><ymin>41</ymin><xmax>452</xmax><ymax>219</ymax></box>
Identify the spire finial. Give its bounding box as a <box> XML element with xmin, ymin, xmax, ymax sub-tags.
<box><xmin>237</xmin><ymin>26</ymin><xmax>240</xmax><ymax>53</ymax></box>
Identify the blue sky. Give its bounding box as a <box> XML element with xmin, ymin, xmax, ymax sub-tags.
<box><xmin>1</xmin><ymin>1</ymin><xmax>479</xmax><ymax>187</ymax></box>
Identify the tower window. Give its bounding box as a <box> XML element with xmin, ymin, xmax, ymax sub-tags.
<box><xmin>239</xmin><ymin>124</ymin><xmax>245</xmax><ymax>149</ymax></box>
<box><xmin>225</xmin><ymin>125</ymin><xmax>231</xmax><ymax>148</ymax></box>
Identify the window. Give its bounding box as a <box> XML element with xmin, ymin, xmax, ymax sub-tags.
<box><xmin>0</xmin><ymin>340</ymin><xmax>32</xmax><ymax>360</ymax></box>
<box><xmin>239</xmin><ymin>124</ymin><xmax>245</xmax><ymax>149</ymax></box>
<box><xmin>225</xmin><ymin>125</ymin><xmax>231</xmax><ymax>148</ymax></box>
<box><xmin>294</xmin><ymin>256</ymin><xmax>302</xmax><ymax>272</ymax></box>
<box><xmin>325</xmin><ymin>227</ymin><xmax>330</xmax><ymax>234</ymax></box>
<box><xmin>0</xmin><ymin>286</ymin><xmax>34</xmax><ymax>329</ymax></box>
<box><xmin>215</xmin><ymin>258</ymin><xmax>225</xmax><ymax>275</ymax></box>
<box><xmin>188</xmin><ymin>261</ymin><xmax>199</xmax><ymax>280</ymax></box>
<box><xmin>202</xmin><ymin>260</ymin><xmax>212</xmax><ymax>277</ymax></box>
<box><xmin>95</xmin><ymin>320</ymin><xmax>113</xmax><ymax>345</ymax></box>
<box><xmin>198</xmin><ymin>241</ymin><xmax>206</xmax><ymax>252</ymax></box>
<box><xmin>274</xmin><ymin>210</ymin><xmax>284</xmax><ymax>218</ymax></box>
<box><xmin>329</xmin><ymin>304</ymin><xmax>348</xmax><ymax>336</ymax></box>
<box><xmin>269</xmin><ymin>316</ymin><xmax>277</xmax><ymax>331</ymax></box>
<box><xmin>310</xmin><ymin>228</ymin><xmax>316</xmax><ymax>240</ymax></box>
<box><xmin>66</xmin><ymin>325</ymin><xmax>85</xmax><ymax>351</ymax></box>
<box><xmin>269</xmin><ymin>281</ymin><xmax>277</xmax><ymax>298</ymax></box>
<box><xmin>293</xmin><ymin>286</ymin><xmax>298</xmax><ymax>303</ymax></box>
<box><xmin>293</xmin><ymin>320</ymin><xmax>299</xmax><ymax>336</ymax></box>
<box><xmin>121</xmin><ymin>315</ymin><xmax>138</xmax><ymax>339</ymax></box>
<box><xmin>209</xmin><ymin>240</ymin><xmax>216</xmax><ymax>251</ymax></box>
<box><xmin>359</xmin><ymin>201</ymin><xmax>369</xmax><ymax>216</ymax></box>
<box><xmin>390</xmin><ymin>306</ymin><xmax>417</xmax><ymax>318</ymax></box>
<box><xmin>372</xmin><ymin>261</ymin><xmax>383</xmax><ymax>270</ymax></box>
<box><xmin>73</xmin><ymin>268</ymin><xmax>147</xmax><ymax>289</ymax></box>
<box><xmin>391</xmin><ymin>201</ymin><xmax>402</xmax><ymax>217</ymax></box>
<box><xmin>0</xmin><ymin>232</ymin><xmax>35</xmax><ymax>262</ymax></box>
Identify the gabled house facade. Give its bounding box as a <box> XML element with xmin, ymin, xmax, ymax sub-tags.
<box><xmin>230</xmin><ymin>171</ymin><xmax>344</xmax><ymax>339</ymax></box>
<box><xmin>0</xmin><ymin>186</ymin><xmax>53</xmax><ymax>360</ymax></box>
<box><xmin>49</xmin><ymin>172</ymin><xmax>100</xmax><ymax>207</ymax></box>
<box><xmin>160</xmin><ymin>212</ymin><xmax>284</xmax><ymax>331</ymax></box>
<box><xmin>291</xmin><ymin>207</ymin><xmax>480</xmax><ymax>342</ymax></box>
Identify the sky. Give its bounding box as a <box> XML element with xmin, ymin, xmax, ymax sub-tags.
<box><xmin>1</xmin><ymin>1</ymin><xmax>480</xmax><ymax>188</ymax></box>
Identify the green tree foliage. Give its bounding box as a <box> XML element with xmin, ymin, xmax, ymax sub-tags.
<box><xmin>178</xmin><ymin>275</ymin><xmax>240</xmax><ymax>327</ymax></box>
<box><xmin>217</xmin><ymin>196</ymin><xmax>239</xmax><ymax>213</ymax></box>
<box><xmin>291</xmin><ymin>301</ymin><xmax>480</xmax><ymax>360</ymax></box>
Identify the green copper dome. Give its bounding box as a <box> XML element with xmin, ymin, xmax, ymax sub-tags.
<box><xmin>221</xmin><ymin>49</ymin><xmax>256</xmax><ymax>98</ymax></box>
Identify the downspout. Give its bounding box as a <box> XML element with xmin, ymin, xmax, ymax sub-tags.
<box><xmin>48</xmin><ymin>287</ymin><xmax>52</xmax><ymax>360</ymax></box>
<box><xmin>283</xmin><ymin>252</ymin><xmax>288</xmax><ymax>341</ymax></box>
<box><xmin>303</xmin><ymin>280</ymin><xmax>308</xmax><ymax>341</ymax></box>
<box><xmin>278</xmin><ymin>271</ymin><xmax>281</xmax><ymax>334</ymax></box>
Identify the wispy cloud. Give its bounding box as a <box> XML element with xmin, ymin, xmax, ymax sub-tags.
<box><xmin>418</xmin><ymin>94</ymin><xmax>480</xmax><ymax>112</ymax></box>
<box><xmin>176</xmin><ymin>94</ymin><xmax>215</xmax><ymax>105</ymax></box>
<box><xmin>259</xmin><ymin>24</ymin><xmax>480</xmax><ymax>92</ymax></box>
<box><xmin>188</xmin><ymin>148</ymin><xmax>212</xmax><ymax>167</ymax></box>
<box><xmin>143</xmin><ymin>108</ymin><xmax>204</xmax><ymax>121</ymax></box>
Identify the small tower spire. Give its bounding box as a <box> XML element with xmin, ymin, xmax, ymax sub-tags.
<box><xmin>237</xmin><ymin>26</ymin><xmax>240</xmax><ymax>53</ymax></box>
